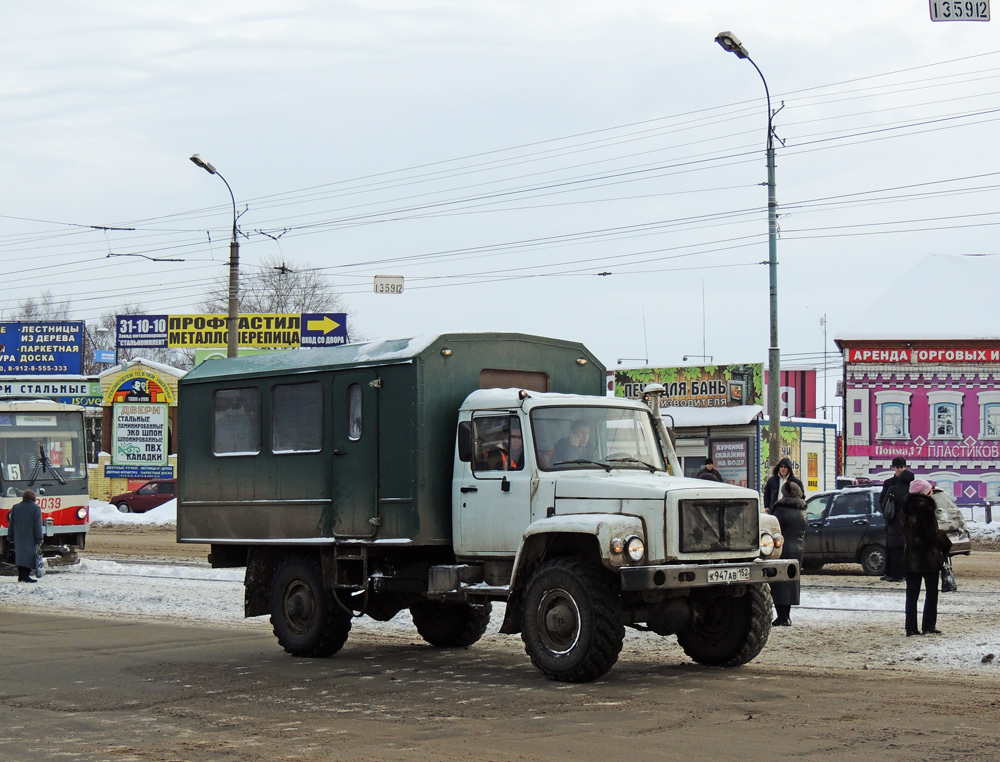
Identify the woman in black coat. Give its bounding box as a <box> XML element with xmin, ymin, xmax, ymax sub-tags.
<box><xmin>8</xmin><ymin>488</ymin><xmax>43</xmax><ymax>583</ymax></box>
<box><xmin>901</xmin><ymin>480</ymin><xmax>951</xmax><ymax>636</ymax></box>
<box><xmin>769</xmin><ymin>481</ymin><xmax>807</xmax><ymax>626</ymax></box>
<box><xmin>763</xmin><ymin>457</ymin><xmax>804</xmax><ymax>510</ymax></box>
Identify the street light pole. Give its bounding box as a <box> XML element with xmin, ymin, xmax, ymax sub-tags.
<box><xmin>715</xmin><ymin>31</ymin><xmax>782</xmax><ymax>471</ymax></box>
<box><xmin>190</xmin><ymin>154</ymin><xmax>240</xmax><ymax>359</ymax></box>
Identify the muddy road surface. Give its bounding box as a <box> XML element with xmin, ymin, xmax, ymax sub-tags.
<box><xmin>0</xmin><ymin>525</ymin><xmax>997</xmax><ymax>762</ymax></box>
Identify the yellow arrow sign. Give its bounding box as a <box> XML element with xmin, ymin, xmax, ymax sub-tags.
<box><xmin>306</xmin><ymin>316</ymin><xmax>341</xmax><ymax>334</ymax></box>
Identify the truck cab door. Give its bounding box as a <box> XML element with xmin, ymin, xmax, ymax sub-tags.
<box><xmin>331</xmin><ymin>371</ymin><xmax>379</xmax><ymax>538</ymax></box>
<box><xmin>455</xmin><ymin>413</ymin><xmax>531</xmax><ymax>555</ymax></box>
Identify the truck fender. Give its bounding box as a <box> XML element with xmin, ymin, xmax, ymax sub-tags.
<box><xmin>498</xmin><ymin>514</ymin><xmax>644</xmax><ymax>635</ymax></box>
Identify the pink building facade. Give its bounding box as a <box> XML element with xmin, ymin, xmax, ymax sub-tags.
<box><xmin>838</xmin><ymin>339</ymin><xmax>1000</xmax><ymax>505</ymax></box>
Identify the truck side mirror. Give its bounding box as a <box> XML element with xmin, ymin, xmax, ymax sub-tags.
<box><xmin>457</xmin><ymin>421</ymin><xmax>475</xmax><ymax>462</ymax></box>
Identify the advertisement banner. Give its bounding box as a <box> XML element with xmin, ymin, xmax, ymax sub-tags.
<box><xmin>711</xmin><ymin>439</ymin><xmax>750</xmax><ymax>487</ymax></box>
<box><xmin>615</xmin><ymin>364</ymin><xmax>763</xmax><ymax>408</ymax></box>
<box><xmin>112</xmin><ymin>403</ymin><xmax>168</xmax><ymax>466</ymax></box>
<box><xmin>0</xmin><ymin>322</ymin><xmax>84</xmax><ymax>375</ymax></box>
<box><xmin>104</xmin><ymin>367</ymin><xmax>175</xmax><ymax>405</ymax></box>
<box><xmin>846</xmin><ymin>346</ymin><xmax>1000</xmax><ymax>363</ymax></box>
<box><xmin>117</xmin><ymin>313</ymin><xmax>348</xmax><ymax>349</ymax></box>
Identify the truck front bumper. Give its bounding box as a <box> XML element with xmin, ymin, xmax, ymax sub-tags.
<box><xmin>619</xmin><ymin>559</ymin><xmax>798</xmax><ymax>591</ymax></box>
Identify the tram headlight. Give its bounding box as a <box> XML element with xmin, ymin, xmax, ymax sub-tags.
<box><xmin>76</xmin><ymin>507</ymin><xmax>88</xmax><ymax>520</ymax></box>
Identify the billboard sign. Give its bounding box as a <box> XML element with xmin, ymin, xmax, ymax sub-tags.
<box><xmin>117</xmin><ymin>313</ymin><xmax>347</xmax><ymax>349</ymax></box>
<box><xmin>615</xmin><ymin>364</ymin><xmax>763</xmax><ymax>408</ymax></box>
<box><xmin>0</xmin><ymin>322</ymin><xmax>84</xmax><ymax>375</ymax></box>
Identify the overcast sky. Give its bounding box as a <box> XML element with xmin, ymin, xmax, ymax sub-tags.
<box><xmin>3</xmin><ymin>1</ymin><xmax>999</xmax><ymax>417</ymax></box>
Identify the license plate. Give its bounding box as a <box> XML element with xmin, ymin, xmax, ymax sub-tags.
<box><xmin>707</xmin><ymin>566</ymin><xmax>750</xmax><ymax>583</ymax></box>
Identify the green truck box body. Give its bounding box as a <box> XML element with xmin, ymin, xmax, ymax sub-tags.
<box><xmin>177</xmin><ymin>333</ymin><xmax>603</xmax><ymax>546</ymax></box>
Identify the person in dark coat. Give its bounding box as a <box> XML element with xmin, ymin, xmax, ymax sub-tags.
<box><xmin>769</xmin><ymin>481</ymin><xmax>807</xmax><ymax>626</ymax></box>
<box><xmin>8</xmin><ymin>489</ymin><xmax>43</xmax><ymax>583</ymax></box>
<box><xmin>878</xmin><ymin>456</ymin><xmax>913</xmax><ymax>582</ymax></box>
<box><xmin>695</xmin><ymin>458</ymin><xmax>723</xmax><ymax>482</ymax></box>
<box><xmin>763</xmin><ymin>457</ymin><xmax>804</xmax><ymax>510</ymax></box>
<box><xmin>901</xmin><ymin>479</ymin><xmax>951</xmax><ymax>637</ymax></box>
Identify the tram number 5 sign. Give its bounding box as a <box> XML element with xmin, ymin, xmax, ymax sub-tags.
<box><xmin>930</xmin><ymin>0</ymin><xmax>990</xmax><ymax>20</ymax></box>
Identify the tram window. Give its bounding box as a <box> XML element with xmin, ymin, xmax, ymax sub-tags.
<box><xmin>214</xmin><ymin>387</ymin><xmax>261</xmax><ymax>455</ymax></box>
<box><xmin>272</xmin><ymin>381</ymin><xmax>323</xmax><ymax>453</ymax></box>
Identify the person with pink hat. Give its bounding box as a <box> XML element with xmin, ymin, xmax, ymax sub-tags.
<box><xmin>900</xmin><ymin>479</ymin><xmax>952</xmax><ymax>637</ymax></box>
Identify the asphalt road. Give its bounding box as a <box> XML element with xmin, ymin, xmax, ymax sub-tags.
<box><xmin>2</xmin><ymin>608</ymin><xmax>999</xmax><ymax>762</ymax></box>
<box><xmin>2</xmin><ymin>526</ymin><xmax>999</xmax><ymax>761</ymax></box>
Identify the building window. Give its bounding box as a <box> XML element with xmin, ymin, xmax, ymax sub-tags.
<box><xmin>927</xmin><ymin>391</ymin><xmax>964</xmax><ymax>441</ymax></box>
<box><xmin>933</xmin><ymin>403</ymin><xmax>957</xmax><ymax>438</ymax></box>
<box><xmin>986</xmin><ymin>404</ymin><xmax>1000</xmax><ymax>438</ymax></box>
<box><xmin>979</xmin><ymin>391</ymin><xmax>1000</xmax><ymax>440</ymax></box>
<box><xmin>881</xmin><ymin>403</ymin><xmax>905</xmax><ymax>437</ymax></box>
<box><xmin>875</xmin><ymin>390</ymin><xmax>911</xmax><ymax>440</ymax></box>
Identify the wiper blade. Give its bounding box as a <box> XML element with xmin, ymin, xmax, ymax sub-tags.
<box><xmin>552</xmin><ymin>458</ymin><xmax>612</xmax><ymax>473</ymax></box>
<box><xmin>607</xmin><ymin>456</ymin><xmax>657</xmax><ymax>473</ymax></box>
<box><xmin>35</xmin><ymin>445</ymin><xmax>68</xmax><ymax>485</ymax></box>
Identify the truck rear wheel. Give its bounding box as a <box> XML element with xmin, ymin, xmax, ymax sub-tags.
<box><xmin>269</xmin><ymin>555</ymin><xmax>352</xmax><ymax>658</ymax></box>
<box><xmin>677</xmin><ymin>584</ymin><xmax>771</xmax><ymax>667</ymax></box>
<box><xmin>521</xmin><ymin>558</ymin><xmax>624</xmax><ymax>683</ymax></box>
<box><xmin>410</xmin><ymin>601</ymin><xmax>492</xmax><ymax>647</ymax></box>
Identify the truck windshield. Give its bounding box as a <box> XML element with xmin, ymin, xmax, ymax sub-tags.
<box><xmin>531</xmin><ymin>406</ymin><xmax>666</xmax><ymax>472</ymax></box>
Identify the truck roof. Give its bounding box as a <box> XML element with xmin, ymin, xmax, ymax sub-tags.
<box><xmin>181</xmin><ymin>332</ymin><xmax>601</xmax><ymax>384</ymax></box>
<box><xmin>462</xmin><ymin>388</ymin><xmax>645</xmax><ymax>411</ymax></box>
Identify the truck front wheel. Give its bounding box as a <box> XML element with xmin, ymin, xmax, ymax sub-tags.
<box><xmin>677</xmin><ymin>584</ymin><xmax>772</xmax><ymax>667</ymax></box>
<box><xmin>410</xmin><ymin>601</ymin><xmax>492</xmax><ymax>647</ymax></box>
<box><xmin>521</xmin><ymin>558</ymin><xmax>624</xmax><ymax>683</ymax></box>
<box><xmin>269</xmin><ymin>555</ymin><xmax>352</xmax><ymax>658</ymax></box>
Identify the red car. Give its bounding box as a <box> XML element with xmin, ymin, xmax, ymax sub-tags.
<box><xmin>109</xmin><ymin>479</ymin><xmax>177</xmax><ymax>514</ymax></box>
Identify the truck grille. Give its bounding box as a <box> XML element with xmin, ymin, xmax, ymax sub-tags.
<box><xmin>678</xmin><ymin>499</ymin><xmax>758</xmax><ymax>553</ymax></box>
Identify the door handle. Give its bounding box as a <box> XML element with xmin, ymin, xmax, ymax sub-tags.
<box><xmin>333</xmin><ymin>450</ymin><xmax>346</xmax><ymax>456</ymax></box>
<box><xmin>852</xmin><ymin>519</ymin><xmax>868</xmax><ymax>525</ymax></box>
<box><xmin>461</xmin><ymin>486</ymin><xmax>478</xmax><ymax>494</ymax></box>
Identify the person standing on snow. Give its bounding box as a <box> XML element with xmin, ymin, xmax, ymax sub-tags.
<box><xmin>8</xmin><ymin>489</ymin><xmax>43</xmax><ymax>583</ymax></box>
<box><xmin>763</xmin><ymin>457</ymin><xmax>804</xmax><ymax>511</ymax></box>
<box><xmin>901</xmin><ymin>479</ymin><xmax>951</xmax><ymax>636</ymax></box>
<box><xmin>769</xmin><ymin>481</ymin><xmax>807</xmax><ymax>626</ymax></box>
<box><xmin>879</xmin><ymin>456</ymin><xmax>912</xmax><ymax>582</ymax></box>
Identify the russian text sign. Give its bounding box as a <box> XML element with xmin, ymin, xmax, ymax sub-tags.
<box><xmin>117</xmin><ymin>313</ymin><xmax>347</xmax><ymax>349</ymax></box>
<box><xmin>0</xmin><ymin>322</ymin><xmax>83</xmax><ymax>375</ymax></box>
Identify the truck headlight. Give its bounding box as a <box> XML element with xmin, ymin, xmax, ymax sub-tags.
<box><xmin>625</xmin><ymin>536</ymin><xmax>645</xmax><ymax>562</ymax></box>
<box><xmin>759</xmin><ymin>532</ymin><xmax>775</xmax><ymax>557</ymax></box>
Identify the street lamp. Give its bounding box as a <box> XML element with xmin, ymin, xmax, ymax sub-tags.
<box><xmin>715</xmin><ymin>31</ymin><xmax>782</xmax><ymax>470</ymax></box>
<box><xmin>190</xmin><ymin>154</ymin><xmax>240</xmax><ymax>359</ymax></box>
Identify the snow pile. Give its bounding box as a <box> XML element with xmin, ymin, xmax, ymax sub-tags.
<box><xmin>89</xmin><ymin>498</ymin><xmax>177</xmax><ymax>526</ymax></box>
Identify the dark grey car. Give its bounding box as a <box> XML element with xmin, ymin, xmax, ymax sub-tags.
<box><xmin>803</xmin><ymin>487</ymin><xmax>886</xmax><ymax>575</ymax></box>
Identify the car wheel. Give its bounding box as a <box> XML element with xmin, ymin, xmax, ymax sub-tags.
<box><xmin>860</xmin><ymin>544</ymin><xmax>886</xmax><ymax>576</ymax></box>
<box><xmin>270</xmin><ymin>554</ymin><xmax>352</xmax><ymax>657</ymax></box>
<box><xmin>521</xmin><ymin>557</ymin><xmax>624</xmax><ymax>683</ymax></box>
<box><xmin>116</xmin><ymin>502</ymin><xmax>132</xmax><ymax>513</ymax></box>
<box><xmin>677</xmin><ymin>584</ymin><xmax>772</xmax><ymax>667</ymax></box>
<box><xmin>410</xmin><ymin>601</ymin><xmax>492</xmax><ymax>647</ymax></box>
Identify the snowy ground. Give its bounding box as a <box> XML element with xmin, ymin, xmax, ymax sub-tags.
<box><xmin>2</xmin><ymin>499</ymin><xmax>998</xmax><ymax>678</ymax></box>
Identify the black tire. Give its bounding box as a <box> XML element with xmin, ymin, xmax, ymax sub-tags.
<box><xmin>269</xmin><ymin>554</ymin><xmax>352</xmax><ymax>658</ymax></box>
<box><xmin>677</xmin><ymin>584</ymin><xmax>772</xmax><ymax>667</ymax></box>
<box><xmin>860</xmin><ymin>544</ymin><xmax>886</xmax><ymax>576</ymax></box>
<box><xmin>116</xmin><ymin>502</ymin><xmax>132</xmax><ymax>514</ymax></box>
<box><xmin>410</xmin><ymin>601</ymin><xmax>492</xmax><ymax>647</ymax></box>
<box><xmin>521</xmin><ymin>557</ymin><xmax>624</xmax><ymax>683</ymax></box>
